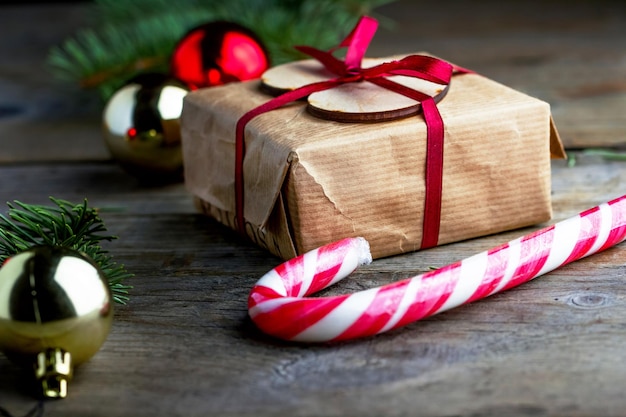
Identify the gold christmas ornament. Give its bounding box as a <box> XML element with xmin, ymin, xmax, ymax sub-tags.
<box><xmin>102</xmin><ymin>73</ymin><xmax>190</xmax><ymax>183</ymax></box>
<box><xmin>0</xmin><ymin>246</ymin><xmax>113</xmax><ymax>399</ymax></box>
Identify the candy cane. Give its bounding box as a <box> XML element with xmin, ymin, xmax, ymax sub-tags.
<box><xmin>248</xmin><ymin>195</ymin><xmax>626</xmax><ymax>342</ymax></box>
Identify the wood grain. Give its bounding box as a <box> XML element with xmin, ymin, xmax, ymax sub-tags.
<box><xmin>0</xmin><ymin>158</ymin><xmax>625</xmax><ymax>417</ymax></box>
<box><xmin>1</xmin><ymin>1</ymin><xmax>626</xmax><ymax>416</ymax></box>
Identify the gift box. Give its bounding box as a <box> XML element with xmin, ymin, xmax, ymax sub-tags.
<box><xmin>181</xmin><ymin>18</ymin><xmax>565</xmax><ymax>260</ymax></box>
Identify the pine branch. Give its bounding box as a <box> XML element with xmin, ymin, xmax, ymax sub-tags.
<box><xmin>47</xmin><ymin>0</ymin><xmax>397</xmax><ymax>100</ymax></box>
<box><xmin>0</xmin><ymin>198</ymin><xmax>132</xmax><ymax>304</ymax></box>
<box><xmin>48</xmin><ymin>9</ymin><xmax>214</xmax><ymax>99</ymax></box>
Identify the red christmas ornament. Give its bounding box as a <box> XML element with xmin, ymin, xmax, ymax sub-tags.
<box><xmin>171</xmin><ymin>21</ymin><xmax>269</xmax><ymax>89</ymax></box>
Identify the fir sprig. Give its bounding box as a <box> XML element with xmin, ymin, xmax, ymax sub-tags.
<box><xmin>0</xmin><ymin>198</ymin><xmax>132</xmax><ymax>304</ymax></box>
<box><xmin>47</xmin><ymin>0</ymin><xmax>397</xmax><ymax>100</ymax></box>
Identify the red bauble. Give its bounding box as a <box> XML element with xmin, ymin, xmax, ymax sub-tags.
<box><xmin>171</xmin><ymin>21</ymin><xmax>269</xmax><ymax>89</ymax></box>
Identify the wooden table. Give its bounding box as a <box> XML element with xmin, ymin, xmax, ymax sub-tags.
<box><xmin>1</xmin><ymin>1</ymin><xmax>626</xmax><ymax>416</ymax></box>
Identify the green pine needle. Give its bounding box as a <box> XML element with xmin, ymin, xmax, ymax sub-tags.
<box><xmin>0</xmin><ymin>198</ymin><xmax>133</xmax><ymax>304</ymax></box>
<box><xmin>583</xmin><ymin>148</ymin><xmax>626</xmax><ymax>161</ymax></box>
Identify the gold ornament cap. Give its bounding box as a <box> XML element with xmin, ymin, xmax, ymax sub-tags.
<box><xmin>35</xmin><ymin>348</ymin><xmax>72</xmax><ymax>399</ymax></box>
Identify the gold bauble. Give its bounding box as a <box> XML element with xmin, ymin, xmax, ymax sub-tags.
<box><xmin>102</xmin><ymin>73</ymin><xmax>190</xmax><ymax>183</ymax></box>
<box><xmin>0</xmin><ymin>246</ymin><xmax>113</xmax><ymax>398</ymax></box>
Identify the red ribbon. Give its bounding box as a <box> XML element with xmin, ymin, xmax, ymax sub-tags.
<box><xmin>235</xmin><ymin>16</ymin><xmax>456</xmax><ymax>249</ymax></box>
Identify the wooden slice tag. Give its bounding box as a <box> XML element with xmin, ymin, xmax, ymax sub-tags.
<box><xmin>261</xmin><ymin>57</ymin><xmax>449</xmax><ymax>122</ymax></box>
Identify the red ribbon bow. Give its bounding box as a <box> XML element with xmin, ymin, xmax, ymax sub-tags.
<box><xmin>235</xmin><ymin>16</ymin><xmax>459</xmax><ymax>250</ymax></box>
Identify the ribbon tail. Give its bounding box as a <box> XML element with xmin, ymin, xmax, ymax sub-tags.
<box><xmin>368</xmin><ymin>77</ymin><xmax>445</xmax><ymax>249</ymax></box>
<box><xmin>420</xmin><ymin>98</ymin><xmax>444</xmax><ymax>249</ymax></box>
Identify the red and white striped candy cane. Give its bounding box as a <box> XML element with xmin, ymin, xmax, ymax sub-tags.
<box><xmin>248</xmin><ymin>195</ymin><xmax>626</xmax><ymax>342</ymax></box>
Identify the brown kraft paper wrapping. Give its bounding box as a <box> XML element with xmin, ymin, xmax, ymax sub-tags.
<box><xmin>182</xmin><ymin>58</ymin><xmax>566</xmax><ymax>260</ymax></box>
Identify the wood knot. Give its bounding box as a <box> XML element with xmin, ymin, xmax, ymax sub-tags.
<box><xmin>567</xmin><ymin>293</ymin><xmax>611</xmax><ymax>309</ymax></box>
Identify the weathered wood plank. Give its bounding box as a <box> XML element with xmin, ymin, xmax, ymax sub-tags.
<box><xmin>0</xmin><ymin>4</ymin><xmax>107</xmax><ymax>163</ymax></box>
<box><xmin>363</xmin><ymin>0</ymin><xmax>626</xmax><ymax>149</ymax></box>
<box><xmin>0</xmin><ymin>0</ymin><xmax>625</xmax><ymax>164</ymax></box>
<box><xmin>0</xmin><ymin>154</ymin><xmax>625</xmax><ymax>416</ymax></box>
